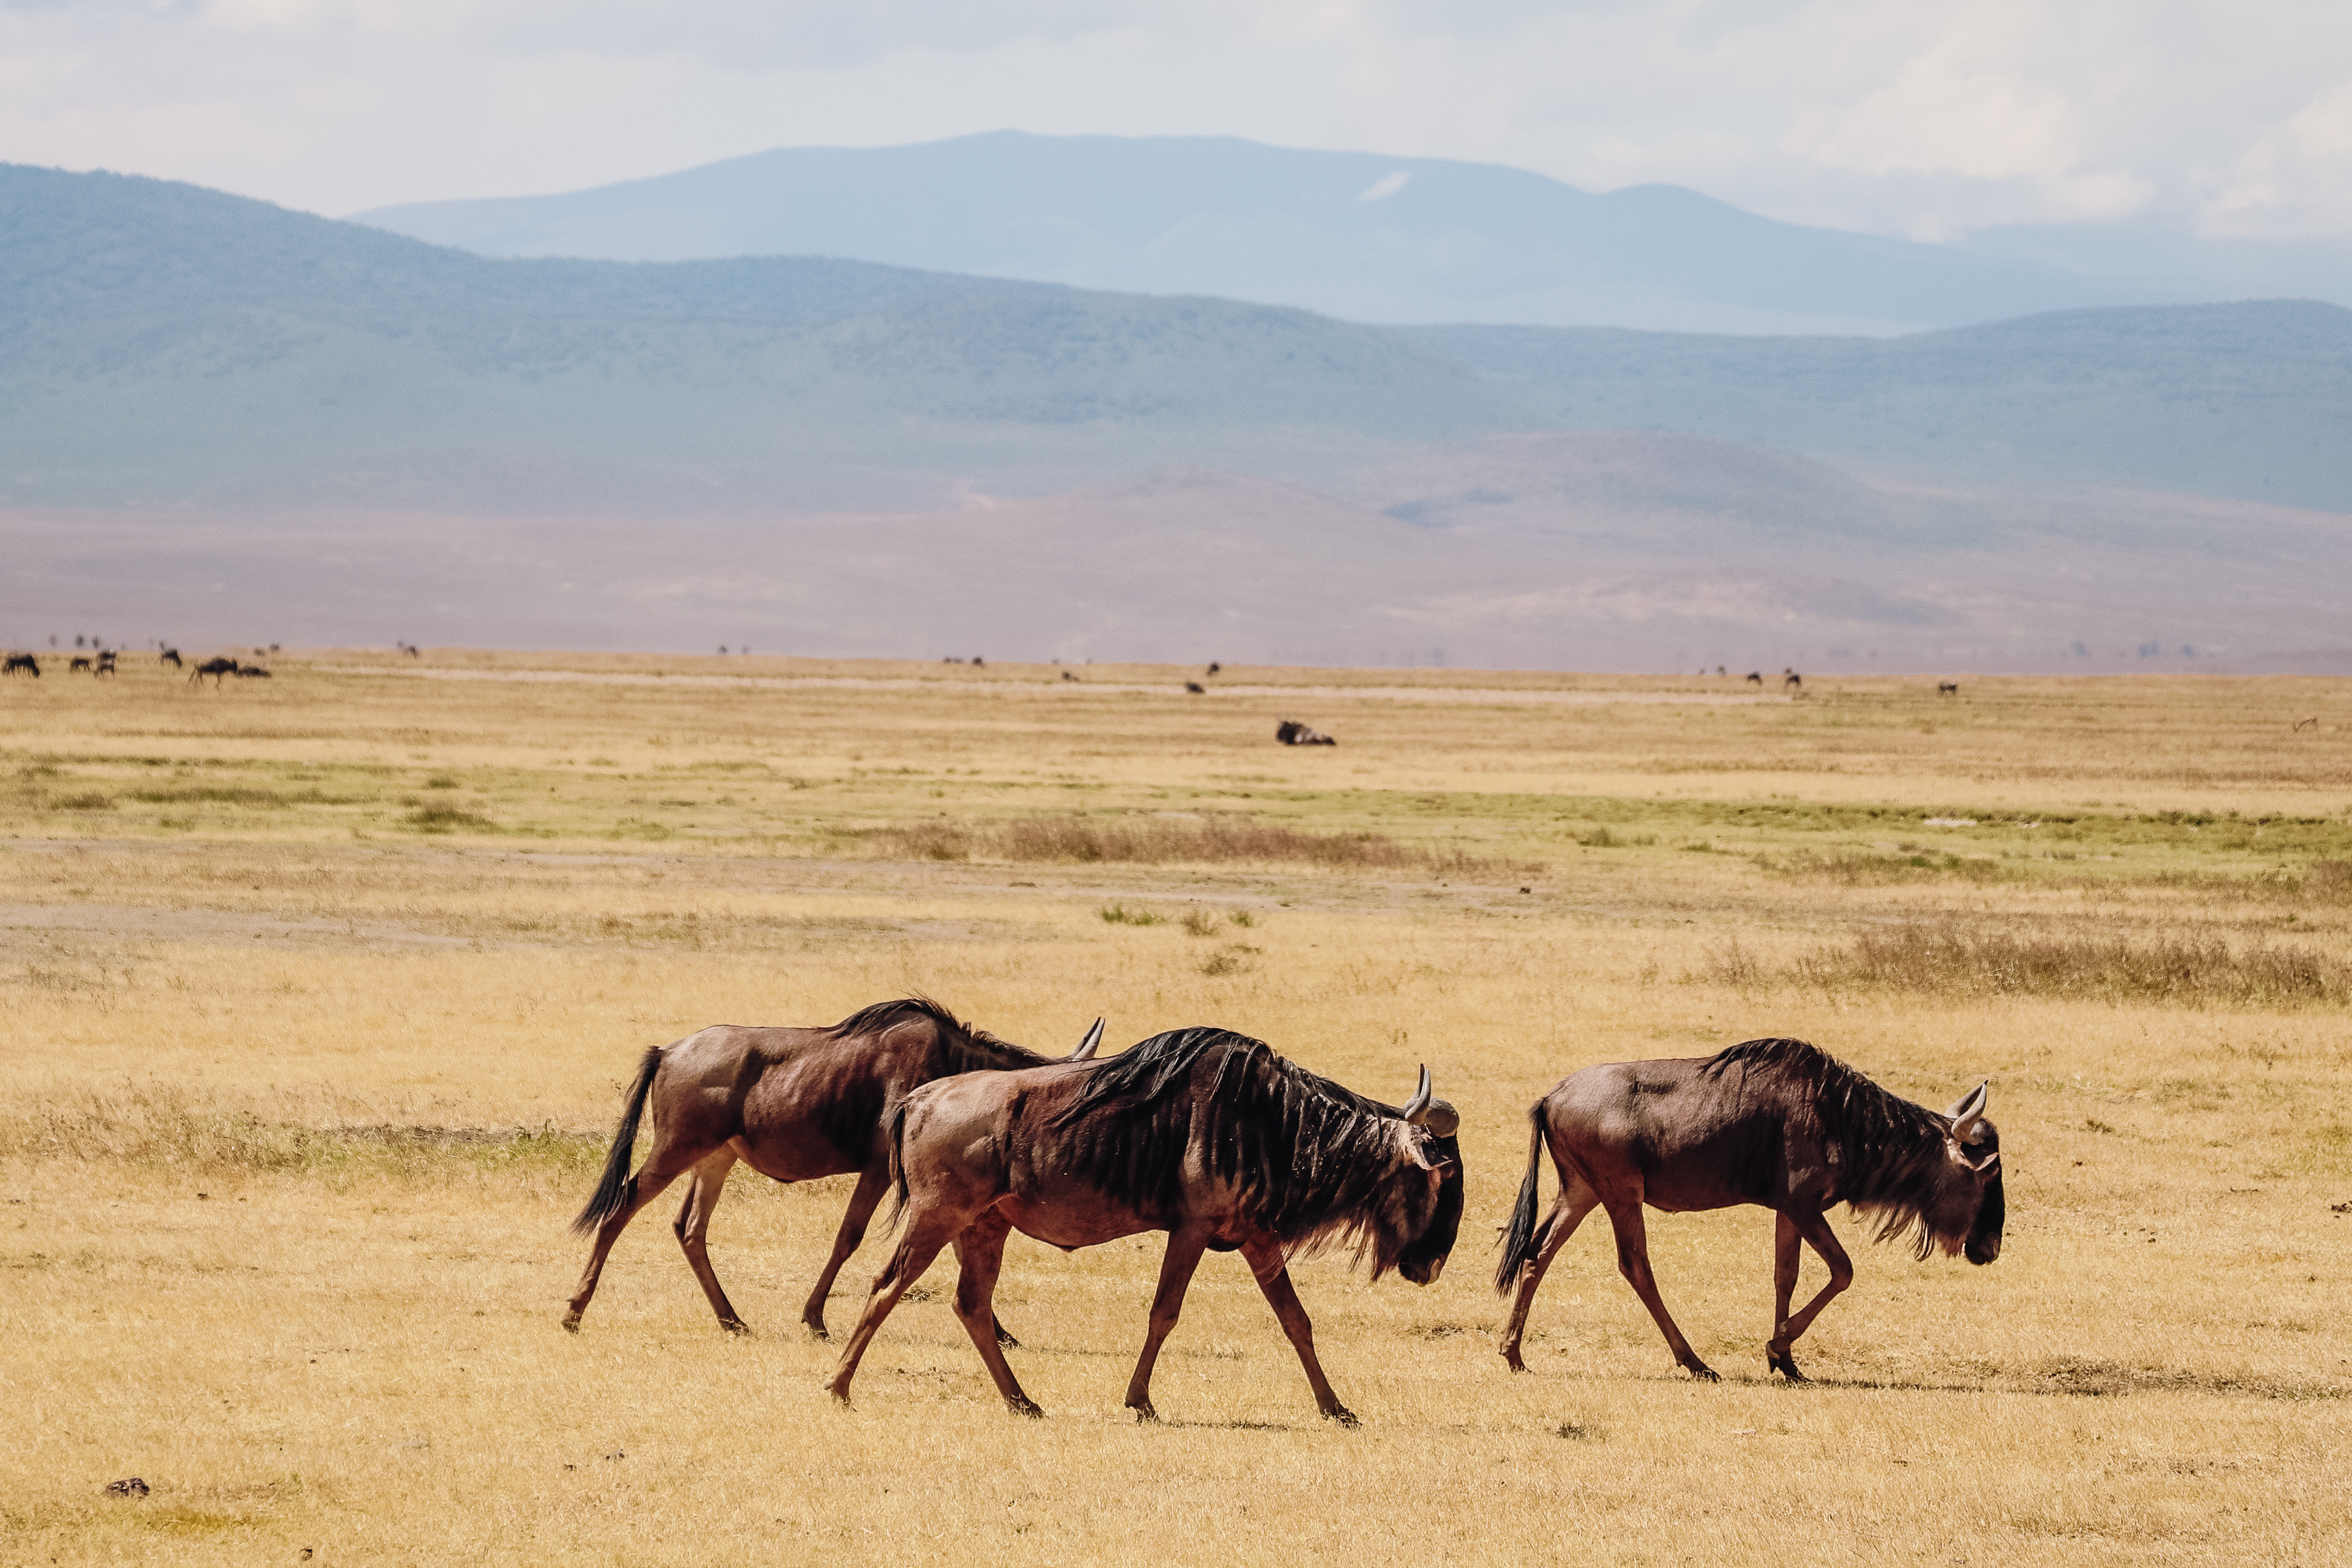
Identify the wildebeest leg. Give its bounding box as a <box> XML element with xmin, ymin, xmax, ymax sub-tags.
<box><xmin>826</xmin><ymin>1208</ymin><xmax>967</xmax><ymax>1406</ymax></box>
<box><xmin>1500</xmin><ymin>1177</ymin><xmax>1600</xmax><ymax>1372</ymax></box>
<box><xmin>1766</xmin><ymin>1210</ymin><xmax>1853</xmax><ymax>1380</ymax></box>
<box><xmin>672</xmin><ymin>1147</ymin><xmax>748</xmax><ymax>1333</ymax></box>
<box><xmin>1123</xmin><ymin>1226</ymin><xmax>1209</xmax><ymax>1423</ymax></box>
<box><xmin>562</xmin><ymin>1158</ymin><xmax>698</xmax><ymax>1332</ymax></box>
<box><xmin>1242</xmin><ymin>1238</ymin><xmax>1357</xmax><ymax>1427</ymax></box>
<box><xmin>801</xmin><ymin>1163</ymin><xmax>889</xmax><ymax>1340</ymax></box>
<box><xmin>947</xmin><ymin>1209</ymin><xmax>1041</xmax><ymax>1417</ymax></box>
<box><xmin>1605</xmin><ymin>1200</ymin><xmax>1717</xmax><ymax>1382</ymax></box>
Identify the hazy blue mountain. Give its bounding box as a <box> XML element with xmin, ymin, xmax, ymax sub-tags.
<box><xmin>351</xmin><ymin>132</ymin><xmax>2148</xmax><ymax>336</ymax></box>
<box><xmin>7</xmin><ymin>162</ymin><xmax>2348</xmax><ymax>517</ymax></box>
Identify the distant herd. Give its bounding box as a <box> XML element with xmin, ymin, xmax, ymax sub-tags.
<box><xmin>1</xmin><ymin>643</ymin><xmax>278</xmax><ymax>683</ymax></box>
<box><xmin>568</xmin><ymin>998</ymin><xmax>2006</xmax><ymax>1423</ymax></box>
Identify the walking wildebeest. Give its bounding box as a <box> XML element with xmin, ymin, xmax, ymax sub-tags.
<box><xmin>568</xmin><ymin>998</ymin><xmax>1104</xmax><ymax>1340</ymax></box>
<box><xmin>68</xmin><ymin>656</ymin><xmax>91</xmax><ymax>673</ymax></box>
<box><xmin>188</xmin><ymin>657</ymin><xmax>238</xmax><ymax>685</ymax></box>
<box><xmin>1275</xmin><ymin>718</ymin><xmax>1336</xmax><ymax>746</ymax></box>
<box><xmin>1746</xmin><ymin>671</ymin><xmax>1763</xmax><ymax>685</ymax></box>
<box><xmin>159</xmin><ymin>648</ymin><xmax>182</xmax><ymax>668</ymax></box>
<box><xmin>3</xmin><ymin>653</ymin><xmax>37</xmax><ymax>677</ymax></box>
<box><xmin>94</xmin><ymin>651</ymin><xmax>116</xmax><ymax>677</ymax></box>
<box><xmin>1495</xmin><ymin>1037</ymin><xmax>2002</xmax><ymax>1383</ymax></box>
<box><xmin>826</xmin><ymin>1027</ymin><xmax>1463</xmax><ymax>1425</ymax></box>
<box><xmin>1784</xmin><ymin>669</ymin><xmax>1802</xmax><ymax>690</ymax></box>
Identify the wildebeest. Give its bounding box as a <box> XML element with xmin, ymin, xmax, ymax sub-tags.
<box><xmin>1061</xmin><ymin>670</ymin><xmax>1080</xmax><ymax>682</ymax></box>
<box><xmin>1184</xmin><ymin>681</ymin><xmax>1206</xmax><ymax>694</ymax></box>
<box><xmin>3</xmin><ymin>653</ymin><xmax>37</xmax><ymax>677</ymax></box>
<box><xmin>1745</xmin><ymin>671</ymin><xmax>1763</xmax><ymax>685</ymax></box>
<box><xmin>1938</xmin><ymin>681</ymin><xmax>1959</xmax><ymax>696</ymax></box>
<box><xmin>1275</xmin><ymin>718</ymin><xmax>1335</xmax><ymax>746</ymax></box>
<box><xmin>69</xmin><ymin>656</ymin><xmax>91</xmax><ymax>673</ymax></box>
<box><xmin>188</xmin><ymin>657</ymin><xmax>238</xmax><ymax>685</ymax></box>
<box><xmin>1784</xmin><ymin>669</ymin><xmax>1802</xmax><ymax>690</ymax></box>
<box><xmin>1495</xmin><ymin>1038</ymin><xmax>2002</xmax><ymax>1382</ymax></box>
<box><xmin>567</xmin><ymin>998</ymin><xmax>1104</xmax><ymax>1340</ymax></box>
<box><xmin>1206</xmin><ymin>662</ymin><xmax>1221</xmax><ymax>676</ymax></box>
<box><xmin>94</xmin><ymin>651</ymin><xmax>116</xmax><ymax>676</ymax></box>
<box><xmin>235</xmin><ymin>665</ymin><xmax>271</xmax><ymax>678</ymax></box>
<box><xmin>826</xmin><ymin>1027</ymin><xmax>1463</xmax><ymax>1425</ymax></box>
<box><xmin>159</xmin><ymin>648</ymin><xmax>181</xmax><ymax>668</ymax></box>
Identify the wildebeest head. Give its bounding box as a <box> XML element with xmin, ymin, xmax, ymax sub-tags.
<box><xmin>1382</xmin><ymin>1067</ymin><xmax>1465</xmax><ymax>1285</ymax></box>
<box><xmin>1932</xmin><ymin>1081</ymin><xmax>2004</xmax><ymax>1264</ymax></box>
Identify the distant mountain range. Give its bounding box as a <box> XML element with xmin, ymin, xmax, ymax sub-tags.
<box><xmin>5</xmin><ymin>159</ymin><xmax>2349</xmax><ymax>671</ymax></box>
<box><xmin>351</xmin><ymin>132</ymin><xmax>2352</xmax><ymax>338</ymax></box>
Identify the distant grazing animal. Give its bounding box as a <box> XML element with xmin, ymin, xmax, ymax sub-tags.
<box><xmin>1496</xmin><ymin>1038</ymin><xmax>2002</xmax><ymax>1383</ymax></box>
<box><xmin>1938</xmin><ymin>681</ymin><xmax>1959</xmax><ymax>696</ymax></box>
<box><xmin>972</xmin><ymin>657</ymin><xmax>985</xmax><ymax>667</ymax></box>
<box><xmin>1783</xmin><ymin>668</ymin><xmax>1802</xmax><ymax>690</ymax></box>
<box><xmin>1206</xmin><ymin>662</ymin><xmax>1221</xmax><ymax>676</ymax></box>
<box><xmin>94</xmin><ymin>651</ymin><xmax>116</xmax><ymax>676</ymax></box>
<box><xmin>1745</xmin><ymin>672</ymin><xmax>1763</xmax><ymax>685</ymax></box>
<box><xmin>1061</xmin><ymin>671</ymin><xmax>1080</xmax><ymax>682</ymax></box>
<box><xmin>3</xmin><ymin>653</ymin><xmax>37</xmax><ymax>677</ymax></box>
<box><xmin>235</xmin><ymin>665</ymin><xmax>272</xmax><ymax>678</ymax></box>
<box><xmin>159</xmin><ymin>649</ymin><xmax>181</xmax><ymax>668</ymax></box>
<box><xmin>1275</xmin><ymin>718</ymin><xmax>1336</xmax><ymax>746</ymax></box>
<box><xmin>826</xmin><ymin>1028</ymin><xmax>1461</xmax><ymax>1425</ymax></box>
<box><xmin>68</xmin><ymin>656</ymin><xmax>91</xmax><ymax>673</ymax></box>
<box><xmin>1184</xmin><ymin>681</ymin><xmax>1206</xmax><ymax>694</ymax></box>
<box><xmin>1716</xmin><ymin>666</ymin><xmax>1726</xmax><ymax>676</ymax></box>
<box><xmin>189</xmin><ymin>657</ymin><xmax>239</xmax><ymax>685</ymax></box>
<box><xmin>569</xmin><ymin>999</ymin><xmax>1103</xmax><ymax>1342</ymax></box>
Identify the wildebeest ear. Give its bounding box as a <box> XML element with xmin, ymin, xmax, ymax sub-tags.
<box><xmin>1944</xmin><ymin>1080</ymin><xmax>1989</xmax><ymax>1143</ymax></box>
<box><xmin>1069</xmin><ymin>1018</ymin><xmax>1105</xmax><ymax>1061</ymax></box>
<box><xmin>1422</xmin><ymin>1099</ymin><xmax>1460</xmax><ymax>1138</ymax></box>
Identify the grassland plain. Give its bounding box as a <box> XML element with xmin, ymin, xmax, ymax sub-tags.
<box><xmin>3</xmin><ymin>651</ymin><xmax>2349</xmax><ymax>1566</ymax></box>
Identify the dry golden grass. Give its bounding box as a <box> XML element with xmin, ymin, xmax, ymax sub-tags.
<box><xmin>4</xmin><ymin>653</ymin><xmax>2349</xmax><ymax>1565</ymax></box>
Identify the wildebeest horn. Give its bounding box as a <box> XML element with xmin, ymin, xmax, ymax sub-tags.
<box><xmin>1944</xmin><ymin>1080</ymin><xmax>1989</xmax><ymax>1143</ymax></box>
<box><xmin>1069</xmin><ymin>1018</ymin><xmax>1105</xmax><ymax>1061</ymax></box>
<box><xmin>1402</xmin><ymin>1065</ymin><xmax>1433</xmax><ymax>1124</ymax></box>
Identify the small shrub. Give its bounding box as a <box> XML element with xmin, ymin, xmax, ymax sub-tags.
<box><xmin>404</xmin><ymin>804</ymin><xmax>498</xmax><ymax>835</ymax></box>
<box><xmin>1202</xmin><ymin>945</ymin><xmax>1261</xmax><ymax>977</ymax></box>
<box><xmin>886</xmin><ymin>821</ymin><xmax>971</xmax><ymax>861</ymax></box>
<box><xmin>1180</xmin><ymin>909</ymin><xmax>1221</xmax><ymax>937</ymax></box>
<box><xmin>1793</xmin><ymin>923</ymin><xmax>2350</xmax><ymax>1007</ymax></box>
<box><xmin>1100</xmin><ymin>904</ymin><xmax>1163</xmax><ymax>926</ymax></box>
<box><xmin>424</xmin><ymin>775</ymin><xmax>460</xmax><ymax>790</ymax></box>
<box><xmin>2310</xmin><ymin>861</ymin><xmax>2352</xmax><ymax>901</ymax></box>
<box><xmin>56</xmin><ymin>791</ymin><xmax>115</xmax><ymax>811</ymax></box>
<box><xmin>1228</xmin><ymin>911</ymin><xmax>1257</xmax><ymax>928</ymax></box>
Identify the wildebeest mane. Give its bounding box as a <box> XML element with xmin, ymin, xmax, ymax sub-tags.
<box><xmin>827</xmin><ymin>994</ymin><xmax>1050</xmax><ymax>1076</ymax></box>
<box><xmin>1050</xmin><ymin>1026</ymin><xmax>1420</xmax><ymax>1269</ymax></box>
<box><xmin>1700</xmin><ymin>1037</ymin><xmax>1961</xmax><ymax>1258</ymax></box>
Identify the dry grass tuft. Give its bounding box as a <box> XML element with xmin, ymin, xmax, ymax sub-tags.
<box><xmin>874</xmin><ymin>813</ymin><xmax>1501</xmax><ymax>873</ymax></box>
<box><xmin>1793</xmin><ymin>923</ymin><xmax>2352</xmax><ymax>1006</ymax></box>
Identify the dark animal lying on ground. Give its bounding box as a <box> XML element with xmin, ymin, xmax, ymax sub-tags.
<box><xmin>569</xmin><ymin>999</ymin><xmax>1103</xmax><ymax>1342</ymax></box>
<box><xmin>189</xmin><ymin>657</ymin><xmax>239</xmax><ymax>685</ymax></box>
<box><xmin>3</xmin><ymin>653</ymin><xmax>38</xmax><ymax>677</ymax></box>
<box><xmin>235</xmin><ymin>665</ymin><xmax>271</xmax><ymax>678</ymax></box>
<box><xmin>1275</xmin><ymin>718</ymin><xmax>1336</xmax><ymax>746</ymax></box>
<box><xmin>1184</xmin><ymin>681</ymin><xmax>1206</xmax><ymax>694</ymax></box>
<box><xmin>1061</xmin><ymin>671</ymin><xmax>1080</xmax><ymax>682</ymax></box>
<box><xmin>826</xmin><ymin>1028</ymin><xmax>1462</xmax><ymax>1425</ymax></box>
<box><xmin>1496</xmin><ymin>1037</ymin><xmax>2002</xmax><ymax>1383</ymax></box>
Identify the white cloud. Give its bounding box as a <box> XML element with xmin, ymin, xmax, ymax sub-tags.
<box><xmin>0</xmin><ymin>0</ymin><xmax>2347</xmax><ymax>239</ymax></box>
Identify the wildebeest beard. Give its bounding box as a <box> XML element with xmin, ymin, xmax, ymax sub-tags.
<box><xmin>1049</xmin><ymin>1026</ymin><xmax>1461</xmax><ymax>1277</ymax></box>
<box><xmin>1700</xmin><ymin>1037</ymin><xmax>1999</xmax><ymax>1262</ymax></box>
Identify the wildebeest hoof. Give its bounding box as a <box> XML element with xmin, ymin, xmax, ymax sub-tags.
<box><xmin>104</xmin><ymin>1477</ymin><xmax>151</xmax><ymax>1497</ymax></box>
<box><xmin>1127</xmin><ymin>1401</ymin><xmax>1159</xmax><ymax>1424</ymax></box>
<box><xmin>1684</xmin><ymin>1363</ymin><xmax>1720</xmax><ymax>1383</ymax></box>
<box><xmin>994</xmin><ymin>1325</ymin><xmax>1022</xmax><ymax>1350</ymax></box>
<box><xmin>719</xmin><ymin>1319</ymin><xmax>751</xmax><ymax>1336</ymax></box>
<box><xmin>802</xmin><ymin>1320</ymin><xmax>831</xmax><ymax>1341</ymax></box>
<box><xmin>1007</xmin><ymin>1397</ymin><xmax>1045</xmax><ymax>1419</ymax></box>
<box><xmin>560</xmin><ymin>1314</ymin><xmax>582</xmax><ymax>1335</ymax></box>
<box><xmin>1324</xmin><ymin>1405</ymin><xmax>1362</xmax><ymax>1428</ymax></box>
<box><xmin>1502</xmin><ymin>1349</ymin><xmax>1526</xmax><ymax>1373</ymax></box>
<box><xmin>1768</xmin><ymin>1348</ymin><xmax>1806</xmax><ymax>1382</ymax></box>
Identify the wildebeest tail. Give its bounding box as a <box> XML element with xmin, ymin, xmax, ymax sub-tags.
<box><xmin>1493</xmin><ymin>1101</ymin><xmax>1552</xmax><ymax>1294</ymax></box>
<box><xmin>882</xmin><ymin>1100</ymin><xmax>913</xmax><ymax>1232</ymax></box>
<box><xmin>571</xmin><ymin>1047</ymin><xmax>662</xmax><ymax>1235</ymax></box>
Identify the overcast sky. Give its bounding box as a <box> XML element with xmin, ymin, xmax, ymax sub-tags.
<box><xmin>4</xmin><ymin>1</ymin><xmax>2347</xmax><ymax>241</ymax></box>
